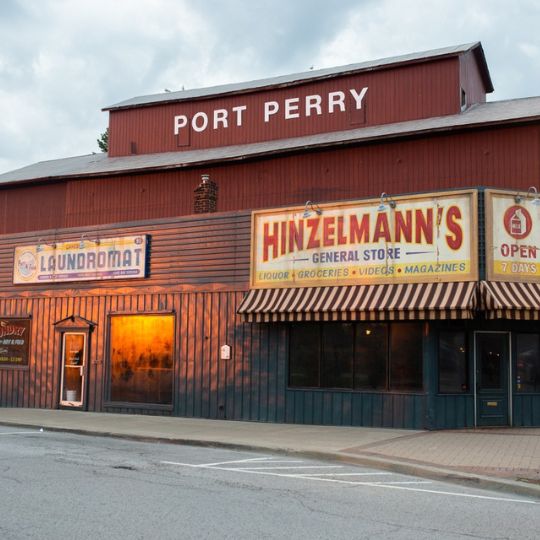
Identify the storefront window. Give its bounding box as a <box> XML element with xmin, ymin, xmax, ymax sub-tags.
<box><xmin>355</xmin><ymin>323</ymin><xmax>387</xmax><ymax>389</ymax></box>
<box><xmin>438</xmin><ymin>331</ymin><xmax>468</xmax><ymax>393</ymax></box>
<box><xmin>389</xmin><ymin>323</ymin><xmax>423</xmax><ymax>391</ymax></box>
<box><xmin>516</xmin><ymin>333</ymin><xmax>540</xmax><ymax>393</ymax></box>
<box><xmin>289</xmin><ymin>322</ymin><xmax>422</xmax><ymax>391</ymax></box>
<box><xmin>289</xmin><ymin>324</ymin><xmax>320</xmax><ymax>387</ymax></box>
<box><xmin>109</xmin><ymin>314</ymin><xmax>174</xmax><ymax>405</ymax></box>
<box><xmin>321</xmin><ymin>324</ymin><xmax>353</xmax><ymax>388</ymax></box>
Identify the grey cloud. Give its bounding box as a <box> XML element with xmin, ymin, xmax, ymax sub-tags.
<box><xmin>1</xmin><ymin>0</ymin><xmax>540</xmax><ymax>175</ymax></box>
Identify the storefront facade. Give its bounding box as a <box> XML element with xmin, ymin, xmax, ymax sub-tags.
<box><xmin>0</xmin><ymin>42</ymin><xmax>539</xmax><ymax>428</ymax></box>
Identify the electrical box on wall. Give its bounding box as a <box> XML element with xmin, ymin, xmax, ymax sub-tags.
<box><xmin>220</xmin><ymin>344</ymin><xmax>231</xmax><ymax>360</ymax></box>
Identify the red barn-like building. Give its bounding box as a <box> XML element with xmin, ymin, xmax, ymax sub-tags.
<box><xmin>1</xmin><ymin>42</ymin><xmax>539</xmax><ymax>428</ymax></box>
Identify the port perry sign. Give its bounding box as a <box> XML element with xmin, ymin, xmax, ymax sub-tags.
<box><xmin>173</xmin><ymin>87</ymin><xmax>369</xmax><ymax>135</ymax></box>
<box><xmin>250</xmin><ymin>190</ymin><xmax>478</xmax><ymax>289</ymax></box>
<box><xmin>486</xmin><ymin>190</ymin><xmax>540</xmax><ymax>282</ymax></box>
<box><xmin>13</xmin><ymin>235</ymin><xmax>148</xmax><ymax>284</ymax></box>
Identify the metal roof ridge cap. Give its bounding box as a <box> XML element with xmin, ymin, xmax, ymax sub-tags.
<box><xmin>103</xmin><ymin>42</ymin><xmax>481</xmax><ymax>111</ymax></box>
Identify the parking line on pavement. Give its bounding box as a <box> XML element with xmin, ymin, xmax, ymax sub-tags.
<box><xmin>0</xmin><ymin>431</ymin><xmax>43</xmax><ymax>436</ymax></box>
<box><xmin>164</xmin><ymin>457</ymin><xmax>305</xmax><ymax>468</ymax></box>
<box><xmin>161</xmin><ymin>459</ymin><xmax>539</xmax><ymax>505</ymax></box>
<box><xmin>295</xmin><ymin>472</ymin><xmax>392</xmax><ymax>477</ymax></box>
<box><xmin>235</xmin><ymin>465</ymin><xmax>342</xmax><ymax>470</ymax></box>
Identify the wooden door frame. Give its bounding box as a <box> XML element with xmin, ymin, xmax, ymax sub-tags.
<box><xmin>473</xmin><ymin>331</ymin><xmax>512</xmax><ymax>427</ymax></box>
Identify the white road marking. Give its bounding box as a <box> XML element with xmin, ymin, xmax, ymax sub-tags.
<box><xmin>173</xmin><ymin>457</ymin><xmax>272</xmax><ymax>468</ymax></box>
<box><xmin>235</xmin><ymin>465</ymin><xmax>342</xmax><ymax>471</ymax></box>
<box><xmin>295</xmin><ymin>472</ymin><xmax>392</xmax><ymax>477</ymax></box>
<box><xmin>366</xmin><ymin>481</ymin><xmax>432</xmax><ymax>485</ymax></box>
<box><xmin>0</xmin><ymin>431</ymin><xmax>43</xmax><ymax>436</ymax></box>
<box><xmin>161</xmin><ymin>460</ymin><xmax>538</xmax><ymax>505</ymax></box>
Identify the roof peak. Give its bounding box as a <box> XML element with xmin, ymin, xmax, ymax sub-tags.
<box><xmin>104</xmin><ymin>42</ymin><xmax>487</xmax><ymax>111</ymax></box>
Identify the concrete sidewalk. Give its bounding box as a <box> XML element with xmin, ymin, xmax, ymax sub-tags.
<box><xmin>1</xmin><ymin>408</ymin><xmax>539</xmax><ymax>499</ymax></box>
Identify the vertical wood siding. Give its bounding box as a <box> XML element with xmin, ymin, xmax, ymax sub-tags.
<box><xmin>1</xmin><ymin>124</ymin><xmax>538</xmax><ymax>236</ymax></box>
<box><xmin>513</xmin><ymin>395</ymin><xmax>540</xmax><ymax>427</ymax></box>
<box><xmin>108</xmin><ymin>58</ymin><xmax>461</xmax><ymax>157</ymax></box>
<box><xmin>0</xmin><ymin>182</ymin><xmax>67</xmax><ymax>234</ymax></box>
<box><xmin>460</xmin><ymin>51</ymin><xmax>487</xmax><ymax>106</ymax></box>
<box><xmin>432</xmin><ymin>395</ymin><xmax>475</xmax><ymax>429</ymax></box>
<box><xmin>0</xmin><ymin>290</ymin><xmax>427</xmax><ymax>429</ymax></box>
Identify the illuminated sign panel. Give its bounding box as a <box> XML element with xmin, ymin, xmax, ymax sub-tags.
<box><xmin>13</xmin><ymin>235</ymin><xmax>148</xmax><ymax>284</ymax></box>
<box><xmin>486</xmin><ymin>190</ymin><xmax>540</xmax><ymax>282</ymax></box>
<box><xmin>0</xmin><ymin>318</ymin><xmax>31</xmax><ymax>367</ymax></box>
<box><xmin>250</xmin><ymin>191</ymin><xmax>477</xmax><ymax>289</ymax></box>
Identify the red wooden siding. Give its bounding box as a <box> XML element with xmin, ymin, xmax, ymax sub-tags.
<box><xmin>0</xmin><ymin>212</ymin><xmax>251</xmax><ymax>293</ymax></box>
<box><xmin>1</xmin><ymin>123</ymin><xmax>539</xmax><ymax>236</ymax></box>
<box><xmin>0</xmin><ymin>182</ymin><xmax>66</xmax><ymax>234</ymax></box>
<box><xmin>108</xmin><ymin>58</ymin><xmax>462</xmax><ymax>156</ymax></box>
<box><xmin>460</xmin><ymin>51</ymin><xmax>487</xmax><ymax>106</ymax></box>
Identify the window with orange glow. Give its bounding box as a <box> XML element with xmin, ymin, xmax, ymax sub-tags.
<box><xmin>109</xmin><ymin>315</ymin><xmax>174</xmax><ymax>404</ymax></box>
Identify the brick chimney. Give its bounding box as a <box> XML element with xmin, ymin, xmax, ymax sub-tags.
<box><xmin>194</xmin><ymin>174</ymin><xmax>218</xmax><ymax>214</ymax></box>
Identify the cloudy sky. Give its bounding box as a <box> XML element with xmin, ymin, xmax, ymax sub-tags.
<box><xmin>1</xmin><ymin>0</ymin><xmax>539</xmax><ymax>174</ymax></box>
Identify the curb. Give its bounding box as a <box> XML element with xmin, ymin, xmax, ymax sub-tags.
<box><xmin>1</xmin><ymin>419</ymin><xmax>539</xmax><ymax>500</ymax></box>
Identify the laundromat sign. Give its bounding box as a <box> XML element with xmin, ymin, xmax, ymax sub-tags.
<box><xmin>251</xmin><ymin>191</ymin><xmax>478</xmax><ymax>288</ymax></box>
<box><xmin>13</xmin><ymin>235</ymin><xmax>148</xmax><ymax>284</ymax></box>
<box><xmin>486</xmin><ymin>190</ymin><xmax>540</xmax><ymax>282</ymax></box>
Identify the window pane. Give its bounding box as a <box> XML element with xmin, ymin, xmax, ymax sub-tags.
<box><xmin>321</xmin><ymin>324</ymin><xmax>353</xmax><ymax>388</ymax></box>
<box><xmin>478</xmin><ymin>334</ymin><xmax>504</xmax><ymax>389</ymax></box>
<box><xmin>516</xmin><ymin>334</ymin><xmax>540</xmax><ymax>393</ymax></box>
<box><xmin>389</xmin><ymin>323</ymin><xmax>423</xmax><ymax>391</ymax></box>
<box><xmin>110</xmin><ymin>315</ymin><xmax>174</xmax><ymax>404</ymax></box>
<box><xmin>289</xmin><ymin>324</ymin><xmax>320</xmax><ymax>387</ymax></box>
<box><xmin>354</xmin><ymin>323</ymin><xmax>387</xmax><ymax>389</ymax></box>
<box><xmin>438</xmin><ymin>331</ymin><xmax>468</xmax><ymax>393</ymax></box>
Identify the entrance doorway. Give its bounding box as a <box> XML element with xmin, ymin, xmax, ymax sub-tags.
<box><xmin>474</xmin><ymin>332</ymin><xmax>511</xmax><ymax>427</ymax></box>
<box><xmin>59</xmin><ymin>332</ymin><xmax>87</xmax><ymax>407</ymax></box>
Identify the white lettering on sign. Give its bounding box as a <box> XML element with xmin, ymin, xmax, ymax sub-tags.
<box><xmin>232</xmin><ymin>105</ymin><xmax>247</xmax><ymax>126</ymax></box>
<box><xmin>305</xmin><ymin>95</ymin><xmax>322</xmax><ymax>116</ymax></box>
<box><xmin>213</xmin><ymin>109</ymin><xmax>228</xmax><ymax>129</ymax></box>
<box><xmin>264</xmin><ymin>101</ymin><xmax>279</xmax><ymax>122</ymax></box>
<box><xmin>192</xmin><ymin>111</ymin><xmax>208</xmax><ymax>132</ymax></box>
<box><xmin>173</xmin><ymin>87</ymin><xmax>369</xmax><ymax>135</ymax></box>
<box><xmin>174</xmin><ymin>115</ymin><xmax>188</xmax><ymax>135</ymax></box>
<box><xmin>328</xmin><ymin>91</ymin><xmax>345</xmax><ymax>113</ymax></box>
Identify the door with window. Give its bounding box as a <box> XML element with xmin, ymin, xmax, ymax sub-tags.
<box><xmin>475</xmin><ymin>332</ymin><xmax>510</xmax><ymax>426</ymax></box>
<box><xmin>60</xmin><ymin>332</ymin><xmax>87</xmax><ymax>407</ymax></box>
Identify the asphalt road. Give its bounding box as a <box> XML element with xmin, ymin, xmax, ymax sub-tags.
<box><xmin>0</xmin><ymin>426</ymin><xmax>538</xmax><ymax>539</ymax></box>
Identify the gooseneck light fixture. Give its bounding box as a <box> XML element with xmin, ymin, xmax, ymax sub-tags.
<box><xmin>514</xmin><ymin>186</ymin><xmax>540</xmax><ymax>205</ymax></box>
<box><xmin>79</xmin><ymin>234</ymin><xmax>101</xmax><ymax>249</ymax></box>
<box><xmin>527</xmin><ymin>186</ymin><xmax>540</xmax><ymax>206</ymax></box>
<box><xmin>303</xmin><ymin>201</ymin><xmax>322</xmax><ymax>218</ymax></box>
<box><xmin>36</xmin><ymin>238</ymin><xmax>57</xmax><ymax>252</ymax></box>
<box><xmin>377</xmin><ymin>192</ymin><xmax>397</xmax><ymax>212</ymax></box>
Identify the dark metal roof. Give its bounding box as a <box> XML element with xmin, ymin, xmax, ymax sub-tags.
<box><xmin>2</xmin><ymin>96</ymin><xmax>538</xmax><ymax>186</ymax></box>
<box><xmin>104</xmin><ymin>42</ymin><xmax>492</xmax><ymax>111</ymax></box>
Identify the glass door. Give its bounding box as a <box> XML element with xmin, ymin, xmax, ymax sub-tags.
<box><xmin>474</xmin><ymin>332</ymin><xmax>510</xmax><ymax>427</ymax></box>
<box><xmin>60</xmin><ymin>332</ymin><xmax>86</xmax><ymax>407</ymax></box>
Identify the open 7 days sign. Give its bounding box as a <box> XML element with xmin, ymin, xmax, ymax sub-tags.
<box><xmin>250</xmin><ymin>191</ymin><xmax>478</xmax><ymax>289</ymax></box>
<box><xmin>486</xmin><ymin>190</ymin><xmax>540</xmax><ymax>282</ymax></box>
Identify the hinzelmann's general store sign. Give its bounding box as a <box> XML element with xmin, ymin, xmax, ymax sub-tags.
<box><xmin>250</xmin><ymin>191</ymin><xmax>478</xmax><ymax>288</ymax></box>
<box><xmin>0</xmin><ymin>318</ymin><xmax>31</xmax><ymax>366</ymax></box>
<box><xmin>13</xmin><ymin>235</ymin><xmax>148</xmax><ymax>284</ymax></box>
<box><xmin>486</xmin><ymin>189</ymin><xmax>540</xmax><ymax>282</ymax></box>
